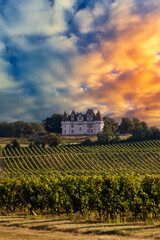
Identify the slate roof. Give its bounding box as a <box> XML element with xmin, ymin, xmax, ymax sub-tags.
<box><xmin>62</xmin><ymin>109</ymin><xmax>103</xmax><ymax>122</ymax></box>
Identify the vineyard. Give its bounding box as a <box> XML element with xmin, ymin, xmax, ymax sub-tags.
<box><xmin>1</xmin><ymin>139</ymin><xmax>160</xmax><ymax>177</ymax></box>
<box><xmin>0</xmin><ymin>175</ymin><xmax>160</xmax><ymax>220</ymax></box>
<box><xmin>0</xmin><ymin>140</ymin><xmax>160</xmax><ymax>219</ymax></box>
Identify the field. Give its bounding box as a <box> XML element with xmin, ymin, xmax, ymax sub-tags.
<box><xmin>0</xmin><ymin>140</ymin><xmax>160</xmax><ymax>239</ymax></box>
<box><xmin>0</xmin><ymin>135</ymin><xmax>98</xmax><ymax>148</ymax></box>
<box><xmin>1</xmin><ymin>139</ymin><xmax>160</xmax><ymax>177</ymax></box>
<box><xmin>0</xmin><ymin>215</ymin><xmax>160</xmax><ymax>240</ymax></box>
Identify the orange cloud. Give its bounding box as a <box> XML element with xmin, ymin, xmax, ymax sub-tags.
<box><xmin>71</xmin><ymin>3</ymin><xmax>160</xmax><ymax>126</ymax></box>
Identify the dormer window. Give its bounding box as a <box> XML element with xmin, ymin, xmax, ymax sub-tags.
<box><xmin>78</xmin><ymin>114</ymin><xmax>83</xmax><ymax>121</ymax></box>
<box><xmin>87</xmin><ymin>113</ymin><xmax>93</xmax><ymax>121</ymax></box>
<box><xmin>90</xmin><ymin>114</ymin><xmax>93</xmax><ymax>121</ymax></box>
<box><xmin>71</xmin><ymin>114</ymin><xmax>74</xmax><ymax>121</ymax></box>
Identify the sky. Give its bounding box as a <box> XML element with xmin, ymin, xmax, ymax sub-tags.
<box><xmin>1</xmin><ymin>0</ymin><xmax>160</xmax><ymax>125</ymax></box>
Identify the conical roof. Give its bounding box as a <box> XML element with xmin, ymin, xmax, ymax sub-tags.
<box><xmin>62</xmin><ymin>111</ymin><xmax>69</xmax><ymax>121</ymax></box>
<box><xmin>95</xmin><ymin>110</ymin><xmax>103</xmax><ymax>121</ymax></box>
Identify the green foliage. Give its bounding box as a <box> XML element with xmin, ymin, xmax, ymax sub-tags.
<box><xmin>2</xmin><ymin>139</ymin><xmax>160</xmax><ymax>218</ymax></box>
<box><xmin>11</xmin><ymin>139</ymin><xmax>20</xmax><ymax>148</ymax></box>
<box><xmin>44</xmin><ymin>133</ymin><xmax>60</xmax><ymax>147</ymax></box>
<box><xmin>5</xmin><ymin>139</ymin><xmax>20</xmax><ymax>149</ymax></box>
<box><xmin>3</xmin><ymin>139</ymin><xmax>160</xmax><ymax>178</ymax></box>
<box><xmin>80</xmin><ymin>138</ymin><xmax>92</xmax><ymax>146</ymax></box>
<box><xmin>97</xmin><ymin>130</ymin><xmax>113</xmax><ymax>144</ymax></box>
<box><xmin>149</xmin><ymin>126</ymin><xmax>160</xmax><ymax>139</ymax></box>
<box><xmin>119</xmin><ymin>118</ymin><xmax>135</xmax><ymax>134</ymax></box>
<box><xmin>103</xmin><ymin>116</ymin><xmax>119</xmax><ymax>133</ymax></box>
<box><xmin>5</xmin><ymin>143</ymin><xmax>12</xmax><ymax>150</ymax></box>
<box><xmin>0</xmin><ymin>121</ymin><xmax>44</xmax><ymax>137</ymax></box>
<box><xmin>0</xmin><ymin>175</ymin><xmax>160</xmax><ymax>220</ymax></box>
<box><xmin>42</xmin><ymin>114</ymin><xmax>63</xmax><ymax>133</ymax></box>
<box><xmin>119</xmin><ymin>117</ymin><xmax>160</xmax><ymax>141</ymax></box>
<box><xmin>30</xmin><ymin>122</ymin><xmax>45</xmax><ymax>132</ymax></box>
<box><xmin>131</xmin><ymin>122</ymin><xmax>160</xmax><ymax>141</ymax></box>
<box><xmin>97</xmin><ymin>116</ymin><xmax>119</xmax><ymax>144</ymax></box>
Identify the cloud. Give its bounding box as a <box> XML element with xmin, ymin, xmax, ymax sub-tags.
<box><xmin>68</xmin><ymin>0</ymin><xmax>160</xmax><ymax>125</ymax></box>
<box><xmin>0</xmin><ymin>0</ymin><xmax>76</xmax><ymax>36</ymax></box>
<box><xmin>0</xmin><ymin>0</ymin><xmax>160</xmax><ymax>126</ymax></box>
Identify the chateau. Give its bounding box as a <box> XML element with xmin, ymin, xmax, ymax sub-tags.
<box><xmin>61</xmin><ymin>109</ymin><xmax>104</xmax><ymax>135</ymax></box>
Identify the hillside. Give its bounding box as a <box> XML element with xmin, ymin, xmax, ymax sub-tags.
<box><xmin>1</xmin><ymin>139</ymin><xmax>160</xmax><ymax>177</ymax></box>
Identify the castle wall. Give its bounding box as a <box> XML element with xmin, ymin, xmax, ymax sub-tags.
<box><xmin>62</xmin><ymin>121</ymin><xmax>104</xmax><ymax>136</ymax></box>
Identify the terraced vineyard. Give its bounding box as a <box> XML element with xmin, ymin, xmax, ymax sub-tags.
<box><xmin>2</xmin><ymin>139</ymin><xmax>160</xmax><ymax>177</ymax></box>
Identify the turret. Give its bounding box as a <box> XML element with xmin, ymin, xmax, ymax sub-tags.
<box><xmin>95</xmin><ymin>111</ymin><xmax>103</xmax><ymax>121</ymax></box>
<box><xmin>62</xmin><ymin>111</ymin><xmax>69</xmax><ymax>121</ymax></box>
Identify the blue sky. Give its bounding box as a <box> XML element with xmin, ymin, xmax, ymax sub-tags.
<box><xmin>1</xmin><ymin>0</ymin><xmax>160</xmax><ymax>125</ymax></box>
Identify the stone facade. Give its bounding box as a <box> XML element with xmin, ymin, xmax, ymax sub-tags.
<box><xmin>61</xmin><ymin>109</ymin><xmax>104</xmax><ymax>136</ymax></box>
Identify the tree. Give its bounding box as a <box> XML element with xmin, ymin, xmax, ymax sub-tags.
<box><xmin>103</xmin><ymin>116</ymin><xmax>119</xmax><ymax>133</ymax></box>
<box><xmin>5</xmin><ymin>143</ymin><xmax>12</xmax><ymax>149</ymax></box>
<box><xmin>132</xmin><ymin>123</ymin><xmax>143</xmax><ymax>140</ymax></box>
<box><xmin>5</xmin><ymin>139</ymin><xmax>20</xmax><ymax>149</ymax></box>
<box><xmin>44</xmin><ymin>134</ymin><xmax>60</xmax><ymax>147</ymax></box>
<box><xmin>34</xmin><ymin>140</ymin><xmax>41</xmax><ymax>147</ymax></box>
<box><xmin>132</xmin><ymin>120</ymin><xmax>149</xmax><ymax>140</ymax></box>
<box><xmin>119</xmin><ymin>118</ymin><xmax>134</xmax><ymax>134</ymax></box>
<box><xmin>42</xmin><ymin>114</ymin><xmax>63</xmax><ymax>133</ymax></box>
<box><xmin>149</xmin><ymin>126</ymin><xmax>160</xmax><ymax>139</ymax></box>
<box><xmin>30</xmin><ymin>122</ymin><xmax>45</xmax><ymax>132</ymax></box>
<box><xmin>97</xmin><ymin>125</ymin><xmax>114</xmax><ymax>144</ymax></box>
<box><xmin>0</xmin><ymin>121</ymin><xmax>43</xmax><ymax>137</ymax></box>
<box><xmin>13</xmin><ymin>121</ymin><xmax>26</xmax><ymax>137</ymax></box>
<box><xmin>97</xmin><ymin>116</ymin><xmax>119</xmax><ymax>144</ymax></box>
<box><xmin>0</xmin><ymin>122</ymin><xmax>14</xmax><ymax>137</ymax></box>
<box><xmin>81</xmin><ymin>138</ymin><xmax>92</xmax><ymax>146</ymax></box>
<box><xmin>23</xmin><ymin>124</ymin><xmax>34</xmax><ymax>136</ymax></box>
<box><xmin>11</xmin><ymin>139</ymin><xmax>20</xmax><ymax>148</ymax></box>
<box><xmin>133</xmin><ymin>118</ymin><xmax>141</xmax><ymax>126</ymax></box>
<box><xmin>141</xmin><ymin>121</ymin><xmax>149</xmax><ymax>132</ymax></box>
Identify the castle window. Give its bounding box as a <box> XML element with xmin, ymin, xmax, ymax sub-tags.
<box><xmin>71</xmin><ymin>129</ymin><xmax>74</xmax><ymax>134</ymax></box>
<box><xmin>78</xmin><ymin>116</ymin><xmax>83</xmax><ymax>121</ymax></box>
<box><xmin>87</xmin><ymin>114</ymin><xmax>93</xmax><ymax>121</ymax></box>
<box><xmin>79</xmin><ymin>127</ymin><xmax>82</xmax><ymax>131</ymax></box>
<box><xmin>87</xmin><ymin>123</ymin><xmax>93</xmax><ymax>128</ymax></box>
<box><xmin>71</xmin><ymin>124</ymin><xmax>74</xmax><ymax>128</ymax></box>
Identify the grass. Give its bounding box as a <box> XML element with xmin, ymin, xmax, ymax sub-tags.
<box><xmin>61</xmin><ymin>135</ymin><xmax>97</xmax><ymax>145</ymax></box>
<box><xmin>0</xmin><ymin>135</ymin><xmax>97</xmax><ymax>148</ymax></box>
<box><xmin>0</xmin><ymin>134</ymin><xmax>131</xmax><ymax>148</ymax></box>
<box><xmin>0</xmin><ymin>138</ymin><xmax>29</xmax><ymax>148</ymax></box>
<box><xmin>0</xmin><ymin>215</ymin><xmax>160</xmax><ymax>240</ymax></box>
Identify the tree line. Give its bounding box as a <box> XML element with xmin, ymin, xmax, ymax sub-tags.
<box><xmin>0</xmin><ymin>121</ymin><xmax>44</xmax><ymax>137</ymax></box>
<box><xmin>0</xmin><ymin>114</ymin><xmax>62</xmax><ymax>138</ymax></box>
<box><xmin>97</xmin><ymin>117</ymin><xmax>160</xmax><ymax>144</ymax></box>
<box><xmin>1</xmin><ymin>113</ymin><xmax>160</xmax><ymax>147</ymax></box>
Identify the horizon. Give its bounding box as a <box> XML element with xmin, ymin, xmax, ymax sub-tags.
<box><xmin>0</xmin><ymin>0</ymin><xmax>160</xmax><ymax>126</ymax></box>
<box><xmin>0</xmin><ymin>112</ymin><xmax>159</xmax><ymax>129</ymax></box>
